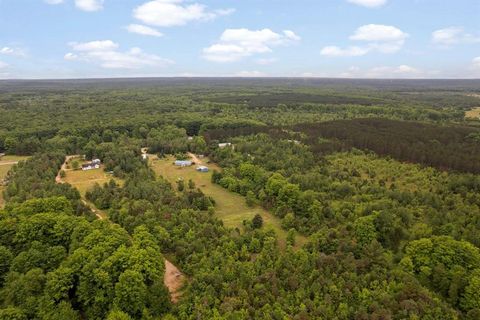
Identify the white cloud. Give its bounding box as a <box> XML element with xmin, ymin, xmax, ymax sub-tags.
<box><xmin>350</xmin><ymin>24</ymin><xmax>408</xmax><ymax>42</ymax></box>
<box><xmin>347</xmin><ymin>0</ymin><xmax>387</xmax><ymax>8</ymax></box>
<box><xmin>44</xmin><ymin>0</ymin><xmax>64</xmax><ymax>4</ymax></box>
<box><xmin>64</xmin><ymin>53</ymin><xmax>79</xmax><ymax>61</ymax></box>
<box><xmin>65</xmin><ymin>40</ymin><xmax>173</xmax><ymax>69</ymax></box>
<box><xmin>0</xmin><ymin>47</ymin><xmax>26</xmax><ymax>57</ymax></box>
<box><xmin>126</xmin><ymin>24</ymin><xmax>164</xmax><ymax>37</ymax></box>
<box><xmin>0</xmin><ymin>60</ymin><xmax>8</xmax><ymax>69</ymax></box>
<box><xmin>432</xmin><ymin>27</ymin><xmax>480</xmax><ymax>46</ymax></box>
<box><xmin>320</xmin><ymin>46</ymin><xmax>369</xmax><ymax>57</ymax></box>
<box><xmin>256</xmin><ymin>58</ymin><xmax>277</xmax><ymax>65</ymax></box>
<box><xmin>203</xmin><ymin>28</ymin><xmax>300</xmax><ymax>62</ymax></box>
<box><xmin>69</xmin><ymin>40</ymin><xmax>118</xmax><ymax>51</ymax></box>
<box><xmin>75</xmin><ymin>0</ymin><xmax>104</xmax><ymax>12</ymax></box>
<box><xmin>473</xmin><ymin>57</ymin><xmax>480</xmax><ymax>69</ymax></box>
<box><xmin>340</xmin><ymin>65</ymin><xmax>423</xmax><ymax>78</ymax></box>
<box><xmin>235</xmin><ymin>70</ymin><xmax>267</xmax><ymax>77</ymax></box>
<box><xmin>322</xmin><ymin>24</ymin><xmax>408</xmax><ymax>57</ymax></box>
<box><xmin>133</xmin><ymin>0</ymin><xmax>234</xmax><ymax>27</ymax></box>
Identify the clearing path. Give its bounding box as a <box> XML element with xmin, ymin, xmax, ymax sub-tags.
<box><xmin>56</xmin><ymin>155</ymin><xmax>81</xmax><ymax>183</ymax></box>
<box><xmin>187</xmin><ymin>152</ymin><xmax>203</xmax><ymax>165</ymax></box>
<box><xmin>150</xmin><ymin>155</ymin><xmax>307</xmax><ymax>249</ymax></box>
<box><xmin>164</xmin><ymin>259</ymin><xmax>186</xmax><ymax>304</ymax></box>
<box><xmin>81</xmin><ymin>199</ymin><xmax>105</xmax><ymax>220</ymax></box>
<box><xmin>0</xmin><ymin>161</ymin><xmax>20</xmax><ymax>166</ymax></box>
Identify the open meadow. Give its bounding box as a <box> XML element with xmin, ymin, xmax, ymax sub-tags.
<box><xmin>63</xmin><ymin>165</ymin><xmax>117</xmax><ymax>196</ymax></box>
<box><xmin>149</xmin><ymin>155</ymin><xmax>306</xmax><ymax>248</ymax></box>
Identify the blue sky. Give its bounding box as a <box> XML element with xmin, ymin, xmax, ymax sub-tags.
<box><xmin>0</xmin><ymin>0</ymin><xmax>479</xmax><ymax>79</ymax></box>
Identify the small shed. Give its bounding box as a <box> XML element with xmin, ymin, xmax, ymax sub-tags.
<box><xmin>196</xmin><ymin>166</ymin><xmax>209</xmax><ymax>173</ymax></box>
<box><xmin>92</xmin><ymin>158</ymin><xmax>101</xmax><ymax>165</ymax></box>
<box><xmin>218</xmin><ymin>142</ymin><xmax>232</xmax><ymax>148</ymax></box>
<box><xmin>175</xmin><ymin>160</ymin><xmax>192</xmax><ymax>167</ymax></box>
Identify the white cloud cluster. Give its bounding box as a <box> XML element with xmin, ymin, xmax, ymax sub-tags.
<box><xmin>65</xmin><ymin>40</ymin><xmax>173</xmax><ymax>69</ymax></box>
<box><xmin>0</xmin><ymin>47</ymin><xmax>26</xmax><ymax>57</ymax></box>
<box><xmin>321</xmin><ymin>24</ymin><xmax>408</xmax><ymax>57</ymax></box>
<box><xmin>44</xmin><ymin>0</ymin><xmax>64</xmax><ymax>4</ymax></box>
<box><xmin>133</xmin><ymin>0</ymin><xmax>234</xmax><ymax>27</ymax></box>
<box><xmin>235</xmin><ymin>70</ymin><xmax>267</xmax><ymax>77</ymax></box>
<box><xmin>203</xmin><ymin>28</ymin><xmax>300</xmax><ymax>62</ymax></box>
<box><xmin>340</xmin><ymin>65</ymin><xmax>422</xmax><ymax>78</ymax></box>
<box><xmin>320</xmin><ymin>46</ymin><xmax>369</xmax><ymax>57</ymax></box>
<box><xmin>75</xmin><ymin>0</ymin><xmax>104</xmax><ymax>12</ymax></box>
<box><xmin>44</xmin><ymin>0</ymin><xmax>103</xmax><ymax>11</ymax></box>
<box><xmin>432</xmin><ymin>27</ymin><xmax>480</xmax><ymax>46</ymax></box>
<box><xmin>126</xmin><ymin>24</ymin><xmax>164</xmax><ymax>37</ymax></box>
<box><xmin>347</xmin><ymin>0</ymin><xmax>387</xmax><ymax>8</ymax></box>
<box><xmin>473</xmin><ymin>57</ymin><xmax>480</xmax><ymax>69</ymax></box>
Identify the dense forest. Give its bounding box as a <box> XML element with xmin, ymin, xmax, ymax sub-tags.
<box><xmin>1</xmin><ymin>79</ymin><xmax>480</xmax><ymax>319</ymax></box>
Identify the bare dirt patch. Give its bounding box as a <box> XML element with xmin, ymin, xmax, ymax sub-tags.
<box><xmin>465</xmin><ymin>107</ymin><xmax>480</xmax><ymax>120</ymax></box>
<box><xmin>164</xmin><ymin>259</ymin><xmax>185</xmax><ymax>303</ymax></box>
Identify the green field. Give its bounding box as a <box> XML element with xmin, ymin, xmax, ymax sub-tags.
<box><xmin>150</xmin><ymin>155</ymin><xmax>306</xmax><ymax>248</ymax></box>
<box><xmin>63</xmin><ymin>165</ymin><xmax>117</xmax><ymax>196</ymax></box>
<box><xmin>0</xmin><ymin>156</ymin><xmax>29</xmax><ymax>177</ymax></box>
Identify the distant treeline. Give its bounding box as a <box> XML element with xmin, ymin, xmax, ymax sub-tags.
<box><xmin>207</xmin><ymin>92</ymin><xmax>388</xmax><ymax>107</ymax></box>
<box><xmin>204</xmin><ymin>118</ymin><xmax>480</xmax><ymax>174</ymax></box>
<box><xmin>294</xmin><ymin>119</ymin><xmax>480</xmax><ymax>173</ymax></box>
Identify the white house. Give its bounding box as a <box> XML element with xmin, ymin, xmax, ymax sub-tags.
<box><xmin>218</xmin><ymin>142</ymin><xmax>232</xmax><ymax>148</ymax></box>
<box><xmin>82</xmin><ymin>162</ymin><xmax>100</xmax><ymax>171</ymax></box>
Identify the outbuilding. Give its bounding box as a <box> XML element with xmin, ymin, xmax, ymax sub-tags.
<box><xmin>218</xmin><ymin>142</ymin><xmax>232</xmax><ymax>148</ymax></box>
<box><xmin>175</xmin><ymin>160</ymin><xmax>192</xmax><ymax>167</ymax></box>
<box><xmin>196</xmin><ymin>166</ymin><xmax>209</xmax><ymax>172</ymax></box>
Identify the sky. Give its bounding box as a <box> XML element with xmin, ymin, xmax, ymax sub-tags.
<box><xmin>0</xmin><ymin>0</ymin><xmax>479</xmax><ymax>79</ymax></box>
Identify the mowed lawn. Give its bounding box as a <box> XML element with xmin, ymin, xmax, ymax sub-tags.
<box><xmin>0</xmin><ymin>156</ymin><xmax>30</xmax><ymax>207</ymax></box>
<box><xmin>63</xmin><ymin>166</ymin><xmax>117</xmax><ymax>196</ymax></box>
<box><xmin>150</xmin><ymin>155</ymin><xmax>307</xmax><ymax>248</ymax></box>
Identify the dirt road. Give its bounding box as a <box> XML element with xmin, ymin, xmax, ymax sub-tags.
<box><xmin>164</xmin><ymin>259</ymin><xmax>185</xmax><ymax>303</ymax></box>
<box><xmin>187</xmin><ymin>152</ymin><xmax>203</xmax><ymax>165</ymax></box>
<box><xmin>0</xmin><ymin>161</ymin><xmax>19</xmax><ymax>166</ymax></box>
<box><xmin>56</xmin><ymin>155</ymin><xmax>80</xmax><ymax>183</ymax></box>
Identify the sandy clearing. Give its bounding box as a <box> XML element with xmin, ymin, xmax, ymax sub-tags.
<box><xmin>187</xmin><ymin>152</ymin><xmax>203</xmax><ymax>165</ymax></box>
<box><xmin>164</xmin><ymin>259</ymin><xmax>185</xmax><ymax>303</ymax></box>
<box><xmin>0</xmin><ymin>161</ymin><xmax>19</xmax><ymax>166</ymax></box>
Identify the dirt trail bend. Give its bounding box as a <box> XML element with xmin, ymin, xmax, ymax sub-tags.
<box><xmin>0</xmin><ymin>161</ymin><xmax>20</xmax><ymax>166</ymax></box>
<box><xmin>164</xmin><ymin>259</ymin><xmax>185</xmax><ymax>303</ymax></box>
<box><xmin>187</xmin><ymin>152</ymin><xmax>203</xmax><ymax>165</ymax></box>
<box><xmin>56</xmin><ymin>155</ymin><xmax>81</xmax><ymax>183</ymax></box>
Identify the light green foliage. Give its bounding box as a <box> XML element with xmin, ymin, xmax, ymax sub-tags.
<box><xmin>353</xmin><ymin>215</ymin><xmax>377</xmax><ymax>246</ymax></box>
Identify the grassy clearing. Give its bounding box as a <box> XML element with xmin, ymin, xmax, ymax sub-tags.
<box><xmin>63</xmin><ymin>165</ymin><xmax>118</xmax><ymax>196</ymax></box>
<box><xmin>465</xmin><ymin>107</ymin><xmax>480</xmax><ymax>120</ymax></box>
<box><xmin>149</xmin><ymin>155</ymin><xmax>307</xmax><ymax>248</ymax></box>
<box><xmin>0</xmin><ymin>155</ymin><xmax>30</xmax><ymax>162</ymax></box>
<box><xmin>0</xmin><ymin>156</ymin><xmax>29</xmax><ymax>178</ymax></box>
